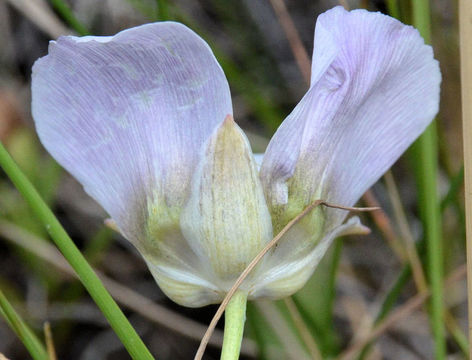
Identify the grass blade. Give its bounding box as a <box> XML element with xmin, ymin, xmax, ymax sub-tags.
<box><xmin>0</xmin><ymin>289</ymin><xmax>48</xmax><ymax>360</ymax></box>
<box><xmin>47</xmin><ymin>0</ymin><xmax>89</xmax><ymax>35</ymax></box>
<box><xmin>0</xmin><ymin>142</ymin><xmax>154</xmax><ymax>360</ymax></box>
<box><xmin>411</xmin><ymin>0</ymin><xmax>445</xmax><ymax>358</ymax></box>
<box><xmin>293</xmin><ymin>239</ymin><xmax>342</xmax><ymax>356</ymax></box>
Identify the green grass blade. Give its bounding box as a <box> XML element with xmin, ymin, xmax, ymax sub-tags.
<box><xmin>246</xmin><ymin>303</ymin><xmax>282</xmax><ymax>360</ymax></box>
<box><xmin>156</xmin><ymin>0</ymin><xmax>170</xmax><ymax>20</ymax></box>
<box><xmin>293</xmin><ymin>239</ymin><xmax>342</xmax><ymax>356</ymax></box>
<box><xmin>412</xmin><ymin>127</ymin><xmax>445</xmax><ymax>358</ymax></box>
<box><xmin>47</xmin><ymin>0</ymin><xmax>89</xmax><ymax>35</ymax></box>
<box><xmin>386</xmin><ymin>0</ymin><xmax>400</xmax><ymax>18</ymax></box>
<box><xmin>357</xmin><ymin>265</ymin><xmax>411</xmax><ymax>359</ymax></box>
<box><xmin>445</xmin><ymin>312</ymin><xmax>469</xmax><ymax>356</ymax></box>
<box><xmin>0</xmin><ymin>289</ymin><xmax>49</xmax><ymax>360</ymax></box>
<box><xmin>411</xmin><ymin>0</ymin><xmax>445</xmax><ymax>357</ymax></box>
<box><xmin>0</xmin><ymin>142</ymin><xmax>154</xmax><ymax>360</ymax></box>
<box><xmin>441</xmin><ymin>165</ymin><xmax>464</xmax><ymax>211</ymax></box>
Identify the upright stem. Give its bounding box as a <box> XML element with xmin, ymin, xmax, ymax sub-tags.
<box><xmin>0</xmin><ymin>289</ymin><xmax>48</xmax><ymax>360</ymax></box>
<box><xmin>0</xmin><ymin>142</ymin><xmax>154</xmax><ymax>360</ymax></box>
<box><xmin>411</xmin><ymin>1</ymin><xmax>445</xmax><ymax>359</ymax></box>
<box><xmin>221</xmin><ymin>291</ymin><xmax>248</xmax><ymax>360</ymax></box>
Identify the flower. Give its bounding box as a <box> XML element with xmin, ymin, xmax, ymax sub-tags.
<box><xmin>31</xmin><ymin>6</ymin><xmax>440</xmax><ymax>307</ymax></box>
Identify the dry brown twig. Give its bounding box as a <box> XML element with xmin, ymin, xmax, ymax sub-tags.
<box><xmin>384</xmin><ymin>171</ymin><xmax>428</xmax><ymax>293</ymax></box>
<box><xmin>459</xmin><ymin>0</ymin><xmax>472</xmax><ymax>349</ymax></box>
<box><xmin>268</xmin><ymin>0</ymin><xmax>312</xmax><ymax>84</ymax></box>
<box><xmin>361</xmin><ymin>190</ymin><xmax>406</xmax><ymax>260</ymax></box>
<box><xmin>44</xmin><ymin>322</ymin><xmax>57</xmax><ymax>360</ymax></box>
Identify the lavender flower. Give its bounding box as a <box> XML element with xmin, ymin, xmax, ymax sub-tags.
<box><xmin>32</xmin><ymin>7</ymin><xmax>440</xmax><ymax>307</ymax></box>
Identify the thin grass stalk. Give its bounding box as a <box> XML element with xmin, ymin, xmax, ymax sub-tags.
<box><xmin>254</xmin><ymin>301</ymin><xmax>311</xmax><ymax>360</ymax></box>
<box><xmin>386</xmin><ymin>0</ymin><xmax>400</xmax><ymax>18</ymax></box>
<box><xmin>0</xmin><ymin>289</ymin><xmax>48</xmax><ymax>360</ymax></box>
<box><xmin>47</xmin><ymin>0</ymin><xmax>89</xmax><ymax>35</ymax></box>
<box><xmin>459</xmin><ymin>0</ymin><xmax>472</xmax><ymax>351</ymax></box>
<box><xmin>411</xmin><ymin>1</ymin><xmax>445</xmax><ymax>358</ymax></box>
<box><xmin>0</xmin><ymin>142</ymin><xmax>154</xmax><ymax>360</ymax></box>
<box><xmin>357</xmin><ymin>264</ymin><xmax>411</xmax><ymax>360</ymax></box>
<box><xmin>43</xmin><ymin>322</ymin><xmax>58</xmax><ymax>360</ymax></box>
<box><xmin>245</xmin><ymin>304</ymin><xmax>280</xmax><ymax>359</ymax></box>
<box><xmin>384</xmin><ymin>171</ymin><xmax>428</xmax><ymax>292</ymax></box>
<box><xmin>444</xmin><ymin>312</ymin><xmax>469</xmax><ymax>356</ymax></box>
<box><xmin>268</xmin><ymin>0</ymin><xmax>311</xmax><ymax>83</ymax></box>
<box><xmin>4</xmin><ymin>0</ymin><xmax>70</xmax><ymax>38</ymax></box>
<box><xmin>283</xmin><ymin>297</ymin><xmax>322</xmax><ymax>360</ymax></box>
<box><xmin>361</xmin><ymin>190</ymin><xmax>406</xmax><ymax>260</ymax></box>
<box><xmin>339</xmin><ymin>265</ymin><xmax>466</xmax><ymax>360</ymax></box>
<box><xmin>441</xmin><ymin>166</ymin><xmax>464</xmax><ymax>210</ymax></box>
<box><xmin>384</xmin><ymin>172</ymin><xmax>469</xmax><ymax>354</ymax></box>
<box><xmin>359</xmin><ymin>167</ymin><xmax>467</xmax><ymax>359</ymax></box>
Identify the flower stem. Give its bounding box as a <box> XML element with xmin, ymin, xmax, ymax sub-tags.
<box><xmin>221</xmin><ymin>291</ymin><xmax>247</xmax><ymax>360</ymax></box>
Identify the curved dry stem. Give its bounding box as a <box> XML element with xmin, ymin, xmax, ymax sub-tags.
<box><xmin>384</xmin><ymin>171</ymin><xmax>428</xmax><ymax>292</ymax></box>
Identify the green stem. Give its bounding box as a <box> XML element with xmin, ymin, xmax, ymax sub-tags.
<box><xmin>411</xmin><ymin>1</ymin><xmax>445</xmax><ymax>358</ymax></box>
<box><xmin>386</xmin><ymin>0</ymin><xmax>400</xmax><ymax>18</ymax></box>
<box><xmin>0</xmin><ymin>142</ymin><xmax>154</xmax><ymax>360</ymax></box>
<box><xmin>418</xmin><ymin>126</ymin><xmax>445</xmax><ymax>359</ymax></box>
<box><xmin>156</xmin><ymin>0</ymin><xmax>170</xmax><ymax>20</ymax></box>
<box><xmin>411</xmin><ymin>0</ymin><xmax>446</xmax><ymax>360</ymax></box>
<box><xmin>221</xmin><ymin>291</ymin><xmax>248</xmax><ymax>360</ymax></box>
<box><xmin>0</xmin><ymin>289</ymin><xmax>49</xmax><ymax>360</ymax></box>
<box><xmin>48</xmin><ymin>0</ymin><xmax>89</xmax><ymax>35</ymax></box>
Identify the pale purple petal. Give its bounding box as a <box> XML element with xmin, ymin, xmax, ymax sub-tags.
<box><xmin>250</xmin><ymin>216</ymin><xmax>369</xmax><ymax>299</ymax></box>
<box><xmin>32</xmin><ymin>22</ymin><xmax>232</xmax><ymax>240</ymax></box>
<box><xmin>143</xmin><ymin>117</ymin><xmax>273</xmax><ymax>306</ymax></box>
<box><xmin>260</xmin><ymin>7</ymin><xmax>440</xmax><ymax>218</ymax></box>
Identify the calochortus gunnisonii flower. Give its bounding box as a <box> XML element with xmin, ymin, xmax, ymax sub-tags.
<box><xmin>32</xmin><ymin>6</ymin><xmax>440</xmax><ymax>308</ymax></box>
